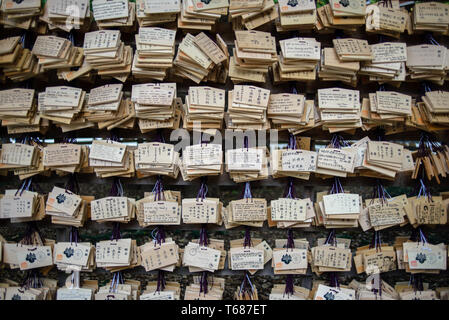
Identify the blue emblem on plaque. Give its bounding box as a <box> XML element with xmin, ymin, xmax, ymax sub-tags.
<box><xmin>281</xmin><ymin>254</ymin><xmax>292</xmax><ymax>264</ymax></box>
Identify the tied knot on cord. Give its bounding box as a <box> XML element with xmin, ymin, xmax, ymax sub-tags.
<box><xmin>15</xmin><ymin>177</ymin><xmax>33</xmax><ymax>197</ymax></box>
<box><xmin>369</xmin><ymin>230</ymin><xmax>383</xmax><ymax>253</ymax></box>
<box><xmin>330</xmin><ymin>177</ymin><xmax>344</xmax><ymax>195</ymax></box>
<box><xmin>409</xmin><ymin>274</ymin><xmax>424</xmax><ymax>293</ymax></box>
<box><xmin>284</xmin><ymin>177</ymin><xmax>296</xmax><ymax>199</ymax></box>
<box><xmin>109</xmin><ymin>271</ymin><xmax>124</xmax><ymax>294</ymax></box>
<box><xmin>152</xmin><ymin>176</ymin><xmax>165</xmax><ymax>202</ymax></box>
<box><xmin>69</xmin><ymin>226</ymin><xmax>79</xmax><ymax>246</ymax></box>
<box><xmin>111</xmin><ymin>222</ymin><xmax>122</xmax><ymax>241</ymax></box>
<box><xmin>417</xmin><ymin>178</ymin><xmax>433</xmax><ymax>202</ymax></box>
<box><xmin>243</xmin><ymin>181</ymin><xmax>253</xmax><ymax>202</ymax></box>
<box><xmin>369</xmin><ymin>179</ymin><xmax>391</xmax><ymax>206</ymax></box>
<box><xmin>196</xmin><ymin>177</ymin><xmax>208</xmax><ymax>202</ymax></box>
<box><xmin>199</xmin><ymin>225</ymin><xmax>209</xmax><ymax>247</ymax></box>
<box><xmin>109</xmin><ymin>178</ymin><xmax>124</xmax><ymax>197</ymax></box>
<box><xmin>151</xmin><ymin>226</ymin><xmax>166</xmax><ymax>247</ymax></box>
<box><xmin>288</xmin><ymin>133</ymin><xmax>297</xmax><ymax>150</ymax></box>
<box><xmin>243</xmin><ymin>226</ymin><xmax>252</xmax><ymax>249</ymax></box>
<box><xmin>199</xmin><ymin>271</ymin><xmax>210</xmax><ymax>296</ymax></box>
<box><xmin>238</xmin><ymin>271</ymin><xmax>256</xmax><ymax>300</ymax></box>
<box><xmin>21</xmin><ymin>269</ymin><xmax>42</xmax><ymax>290</ymax></box>
<box><xmin>156</xmin><ymin>270</ymin><xmax>166</xmax><ymax>293</ymax></box>
<box><xmin>425</xmin><ymin>33</ymin><xmax>440</xmax><ymax>46</ymax></box>
<box><xmin>330</xmin><ymin>134</ymin><xmax>349</xmax><ymax>149</ymax></box>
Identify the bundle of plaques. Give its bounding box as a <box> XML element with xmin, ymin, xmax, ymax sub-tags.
<box><xmin>95</xmin><ymin>279</ymin><xmax>142</xmax><ymax>300</ymax></box>
<box><xmin>182</xmin><ymin>240</ymin><xmax>224</xmax><ymax>273</ymax></box>
<box><xmin>333</xmin><ymin>38</ymin><xmax>373</xmax><ymax>62</ymax></box>
<box><xmin>38</xmin><ymin>86</ymin><xmax>86</xmax><ymax>127</ymax></box>
<box><xmin>45</xmin><ymin>186</ymin><xmax>84</xmax><ymax>223</ymax></box>
<box><xmin>269</xmin><ymin>284</ymin><xmax>310</xmax><ymax>300</ymax></box>
<box><xmin>180</xmin><ymin>143</ymin><xmax>223</xmax><ymax>181</ymax></box>
<box><xmin>271</xmin><ymin>147</ymin><xmax>317</xmax><ymax>181</ymax></box>
<box><xmin>314</xmin><ymin>144</ymin><xmax>357</xmax><ymax>178</ymax></box>
<box><xmin>135</xmin><ymin>190</ymin><xmax>181</xmax><ymax>227</ymax></box>
<box><xmin>0</xmin><ymin>0</ymin><xmax>41</xmax><ymax>30</ymax></box>
<box><xmin>32</xmin><ymin>35</ymin><xmax>83</xmax><ymax>73</ymax></box>
<box><xmin>318</xmin><ymin>47</ymin><xmax>359</xmax><ymax>86</ymax></box>
<box><xmin>312</xmin><ymin>284</ymin><xmax>355</xmax><ymax>300</ymax></box>
<box><xmin>359</xmin><ymin>42</ymin><xmax>407</xmax><ymax>83</ymax></box>
<box><xmin>403</xmin><ymin>241</ymin><xmax>447</xmax><ymax>275</ymax></box>
<box><xmin>412</xmin><ymin>1</ymin><xmax>449</xmax><ymax>34</ymax></box>
<box><xmin>273</xmin><ymin>37</ymin><xmax>320</xmax><ymax>83</ymax></box>
<box><xmin>136</xmin><ymin>0</ymin><xmax>179</xmax><ymax>27</ymax></box>
<box><xmin>131</xmin><ymin>82</ymin><xmax>177</xmax><ymax>130</ymax></box>
<box><xmin>361</xmin><ymin>140</ymin><xmax>411</xmax><ymax>179</ymax></box>
<box><xmin>316</xmin><ymin>192</ymin><xmax>361</xmax><ymax>228</ymax></box>
<box><xmin>421</xmin><ymin>90</ymin><xmax>449</xmax><ymax>127</ymax></box>
<box><xmin>85</xmin><ymin>84</ymin><xmax>135</xmax><ymax>131</ymax></box>
<box><xmin>139</xmin><ymin>238</ymin><xmax>180</xmax><ymax>272</ymax></box>
<box><xmin>140</xmin><ymin>281</ymin><xmax>181</xmax><ymax>300</ymax></box>
<box><xmin>366</xmin><ymin>91</ymin><xmax>412</xmax><ymax>130</ymax></box>
<box><xmin>226</xmin><ymin>85</ymin><xmax>270</xmax><ymax>130</ymax></box>
<box><xmin>184</xmin><ymin>277</ymin><xmax>225</xmax><ymax>300</ymax></box>
<box><xmin>53</xmin><ymin>241</ymin><xmax>95</xmax><ymax>272</ymax></box>
<box><xmin>40</xmin><ymin>0</ymin><xmax>91</xmax><ymax>32</ymax></box>
<box><xmin>270</xmin><ymin>197</ymin><xmax>315</xmax><ymax>229</ymax></box>
<box><xmin>350</xmin><ymin>279</ymin><xmax>399</xmax><ymax>300</ymax></box>
<box><xmin>132</xmin><ymin>27</ymin><xmax>176</xmax><ymax>81</ymax></box>
<box><xmin>183</xmin><ymin>86</ymin><xmax>226</xmax><ymax>130</ymax></box>
<box><xmin>134</xmin><ymin>142</ymin><xmax>180</xmax><ymax>179</ymax></box>
<box><xmin>230</xmin><ymin>0</ymin><xmax>277</xmax><ymax>31</ymax></box>
<box><xmin>316</xmin><ymin>2</ymin><xmax>364</xmax><ymax>32</ymax></box>
<box><xmin>365</xmin><ymin>2</ymin><xmax>408</xmax><ymax>38</ymax></box>
<box><xmin>0</xmin><ymin>36</ymin><xmax>40</xmax><ymax>83</ymax></box>
<box><xmin>178</xmin><ymin>0</ymin><xmax>228</xmax><ymax>31</ymax></box>
<box><xmin>181</xmin><ymin>197</ymin><xmax>223</xmax><ymax>225</ymax></box>
<box><xmin>51</xmin><ymin>195</ymin><xmax>92</xmax><ymax>228</ymax></box>
<box><xmin>222</xmin><ymin>198</ymin><xmax>267</xmax><ymax>229</ymax></box>
<box><xmin>91</xmin><ymin>196</ymin><xmax>136</xmax><ymax>223</ymax></box>
<box><xmin>271</xmin><ymin>239</ymin><xmax>309</xmax><ymax>275</ymax></box>
<box><xmin>310</xmin><ymin>239</ymin><xmax>353</xmax><ymax>274</ymax></box>
<box><xmin>317</xmin><ymin>87</ymin><xmax>362</xmax><ymax>133</ymax></box>
<box><xmin>406</xmin><ymin>44</ymin><xmax>448</xmax><ymax>85</ymax></box>
<box><xmin>89</xmin><ymin>140</ymin><xmax>135</xmax><ymax>178</ymax></box>
<box><xmin>173</xmin><ymin>33</ymin><xmax>228</xmax><ymax>84</ymax></box>
<box><xmin>0</xmin><ymin>88</ymin><xmax>37</xmax><ymax>129</ymax></box>
<box><xmin>0</xmin><ymin>189</ymin><xmax>45</xmax><ymax>223</ymax></box>
<box><xmin>92</xmin><ymin>0</ymin><xmax>135</xmax><ymax>29</ymax></box>
<box><xmin>230</xmin><ymin>30</ymin><xmax>276</xmax><ymax>83</ymax></box>
<box><xmin>0</xmin><ymin>142</ymin><xmax>47</xmax><ymax>179</ymax></box>
<box><xmin>275</xmin><ymin>0</ymin><xmax>317</xmax><ymax>32</ymax></box>
<box><xmin>95</xmin><ymin>238</ymin><xmax>139</xmax><ymax>272</ymax></box>
<box><xmin>267</xmin><ymin>93</ymin><xmax>307</xmax><ymax>130</ymax></box>
<box><xmin>43</xmin><ymin>143</ymin><xmax>88</xmax><ymax>175</ymax></box>
<box><xmin>83</xmin><ymin>30</ymin><xmax>133</xmax><ymax>82</ymax></box>
<box><xmin>226</xmin><ymin>146</ymin><xmax>269</xmax><ymax>183</ymax></box>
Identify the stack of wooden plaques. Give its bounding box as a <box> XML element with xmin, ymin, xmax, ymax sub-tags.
<box><xmin>412</xmin><ymin>1</ymin><xmax>449</xmax><ymax>34</ymax></box>
<box><xmin>134</xmin><ymin>142</ymin><xmax>180</xmax><ymax>179</ymax></box>
<box><xmin>317</xmin><ymin>87</ymin><xmax>362</xmax><ymax>133</ymax></box>
<box><xmin>273</xmin><ymin>37</ymin><xmax>320</xmax><ymax>82</ymax></box>
<box><xmin>230</xmin><ymin>30</ymin><xmax>276</xmax><ymax>83</ymax></box>
<box><xmin>173</xmin><ymin>33</ymin><xmax>228</xmax><ymax>84</ymax></box>
<box><xmin>267</xmin><ymin>92</ymin><xmax>306</xmax><ymax>130</ymax></box>
<box><xmin>132</xmin><ymin>27</ymin><xmax>176</xmax><ymax>81</ymax></box>
<box><xmin>38</xmin><ymin>86</ymin><xmax>86</xmax><ymax>128</ymax></box>
<box><xmin>180</xmin><ymin>143</ymin><xmax>223</xmax><ymax>180</ymax></box>
<box><xmin>131</xmin><ymin>82</ymin><xmax>178</xmax><ymax>132</ymax></box>
<box><xmin>83</xmin><ymin>30</ymin><xmax>133</xmax><ymax>82</ymax></box>
<box><xmin>89</xmin><ymin>140</ymin><xmax>134</xmax><ymax>178</ymax></box>
<box><xmin>360</xmin><ymin>42</ymin><xmax>406</xmax><ymax>83</ymax></box>
<box><xmin>318</xmin><ymin>47</ymin><xmax>359</xmax><ymax>86</ymax></box>
<box><xmin>226</xmin><ymin>85</ymin><xmax>270</xmax><ymax>130</ymax></box>
<box><xmin>136</xmin><ymin>0</ymin><xmax>180</xmax><ymax>27</ymax></box>
<box><xmin>275</xmin><ymin>0</ymin><xmax>317</xmax><ymax>32</ymax></box>
<box><xmin>0</xmin><ymin>36</ymin><xmax>40</xmax><ymax>83</ymax></box>
<box><xmin>316</xmin><ymin>2</ymin><xmax>363</xmax><ymax>32</ymax></box>
<box><xmin>226</xmin><ymin>146</ymin><xmax>269</xmax><ymax>183</ymax></box>
<box><xmin>420</xmin><ymin>90</ymin><xmax>449</xmax><ymax>127</ymax></box>
<box><xmin>365</xmin><ymin>2</ymin><xmax>408</xmax><ymax>38</ymax></box>
<box><xmin>92</xmin><ymin>0</ymin><xmax>135</xmax><ymax>29</ymax></box>
<box><xmin>183</xmin><ymin>86</ymin><xmax>226</xmax><ymax>130</ymax></box>
<box><xmin>32</xmin><ymin>36</ymin><xmax>83</xmax><ymax>73</ymax></box>
<box><xmin>406</xmin><ymin>44</ymin><xmax>448</xmax><ymax>85</ymax></box>
<box><xmin>333</xmin><ymin>38</ymin><xmax>373</xmax><ymax>62</ymax></box>
<box><xmin>178</xmin><ymin>0</ymin><xmax>228</xmax><ymax>31</ymax></box>
<box><xmin>0</xmin><ymin>0</ymin><xmax>41</xmax><ymax>30</ymax></box>
<box><xmin>40</xmin><ymin>0</ymin><xmax>91</xmax><ymax>32</ymax></box>
<box><xmin>232</xmin><ymin>0</ymin><xmax>277</xmax><ymax>31</ymax></box>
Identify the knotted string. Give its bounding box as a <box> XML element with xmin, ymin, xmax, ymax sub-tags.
<box><xmin>369</xmin><ymin>231</ymin><xmax>382</xmax><ymax>253</ymax></box>
<box><xmin>243</xmin><ymin>182</ymin><xmax>253</xmax><ymax>201</ymax></box>
<box><xmin>286</xmin><ymin>229</ymin><xmax>295</xmax><ymax>251</ymax></box>
<box><xmin>244</xmin><ymin>227</ymin><xmax>252</xmax><ymax>249</ymax></box>
<box><xmin>21</xmin><ymin>269</ymin><xmax>43</xmax><ymax>289</ymax></box>
<box><xmin>330</xmin><ymin>177</ymin><xmax>344</xmax><ymax>195</ymax></box>
<box><xmin>152</xmin><ymin>226</ymin><xmax>166</xmax><ymax>247</ymax></box>
<box><xmin>156</xmin><ymin>270</ymin><xmax>166</xmax><ymax>293</ymax></box>
<box><xmin>284</xmin><ymin>177</ymin><xmax>296</xmax><ymax>199</ymax></box>
<box><xmin>199</xmin><ymin>225</ymin><xmax>209</xmax><ymax>247</ymax></box>
<box><xmin>288</xmin><ymin>134</ymin><xmax>297</xmax><ymax>150</ymax></box>
<box><xmin>196</xmin><ymin>177</ymin><xmax>208</xmax><ymax>202</ymax></box>
<box><xmin>109</xmin><ymin>178</ymin><xmax>124</xmax><ymax>197</ymax></box>
<box><xmin>110</xmin><ymin>222</ymin><xmax>121</xmax><ymax>241</ymax></box>
<box><xmin>417</xmin><ymin>179</ymin><xmax>433</xmax><ymax>202</ymax></box>
<box><xmin>283</xmin><ymin>229</ymin><xmax>295</xmax><ymax>297</ymax></box>
<box><xmin>152</xmin><ymin>176</ymin><xmax>165</xmax><ymax>201</ymax></box>
<box><xmin>238</xmin><ymin>271</ymin><xmax>255</xmax><ymax>300</ymax></box>
<box><xmin>426</xmin><ymin>33</ymin><xmax>440</xmax><ymax>46</ymax></box>
<box><xmin>15</xmin><ymin>177</ymin><xmax>32</xmax><ymax>197</ymax></box>
<box><xmin>199</xmin><ymin>271</ymin><xmax>209</xmax><ymax>296</ymax></box>
<box><xmin>64</xmin><ymin>173</ymin><xmax>80</xmax><ymax>195</ymax></box>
